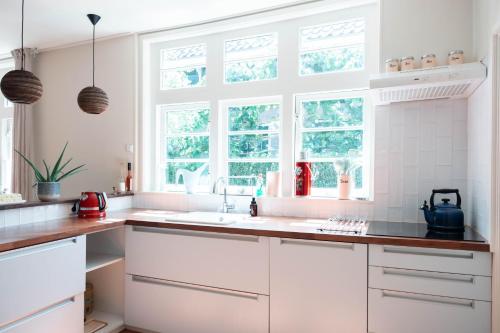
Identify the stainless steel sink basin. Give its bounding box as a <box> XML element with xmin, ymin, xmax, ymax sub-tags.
<box><xmin>164</xmin><ymin>212</ymin><xmax>247</xmax><ymax>225</ymax></box>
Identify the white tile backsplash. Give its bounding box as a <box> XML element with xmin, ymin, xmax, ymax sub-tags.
<box><xmin>0</xmin><ymin>196</ymin><xmax>133</xmax><ymax>229</ymax></box>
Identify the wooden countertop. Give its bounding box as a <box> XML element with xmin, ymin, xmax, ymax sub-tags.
<box><xmin>0</xmin><ymin>209</ymin><xmax>490</xmax><ymax>253</ymax></box>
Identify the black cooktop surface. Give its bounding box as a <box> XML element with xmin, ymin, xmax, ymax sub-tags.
<box><xmin>366</xmin><ymin>221</ymin><xmax>486</xmax><ymax>242</ymax></box>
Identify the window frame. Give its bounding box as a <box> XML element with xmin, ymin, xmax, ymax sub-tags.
<box><xmin>298</xmin><ymin>17</ymin><xmax>366</xmax><ymax>77</ymax></box>
<box><xmin>159</xmin><ymin>43</ymin><xmax>208</xmax><ymax>91</ymax></box>
<box><xmin>294</xmin><ymin>90</ymin><xmax>372</xmax><ymax>198</ymax></box>
<box><xmin>140</xmin><ymin>2</ymin><xmax>379</xmax><ymax>196</ymax></box>
<box><xmin>156</xmin><ymin>101</ymin><xmax>211</xmax><ymax>192</ymax></box>
<box><xmin>223</xmin><ymin>32</ymin><xmax>279</xmax><ymax>85</ymax></box>
<box><xmin>219</xmin><ymin>96</ymin><xmax>283</xmax><ymax>195</ymax></box>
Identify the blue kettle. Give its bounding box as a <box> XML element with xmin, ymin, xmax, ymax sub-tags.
<box><xmin>420</xmin><ymin>189</ymin><xmax>465</xmax><ymax>232</ymax></box>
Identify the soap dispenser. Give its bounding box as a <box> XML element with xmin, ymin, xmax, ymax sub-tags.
<box><xmin>250</xmin><ymin>197</ymin><xmax>258</xmax><ymax>217</ymax></box>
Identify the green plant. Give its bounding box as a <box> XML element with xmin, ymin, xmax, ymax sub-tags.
<box><xmin>15</xmin><ymin>142</ymin><xmax>86</xmax><ymax>183</ymax></box>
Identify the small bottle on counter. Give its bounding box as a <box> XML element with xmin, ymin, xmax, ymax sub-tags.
<box><xmin>250</xmin><ymin>197</ymin><xmax>258</xmax><ymax>217</ymax></box>
<box><xmin>126</xmin><ymin>162</ymin><xmax>133</xmax><ymax>192</ymax></box>
<box><xmin>118</xmin><ymin>176</ymin><xmax>126</xmax><ymax>193</ymax></box>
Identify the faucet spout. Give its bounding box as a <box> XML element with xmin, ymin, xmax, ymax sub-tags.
<box><xmin>213</xmin><ymin>177</ymin><xmax>235</xmax><ymax>213</ymax></box>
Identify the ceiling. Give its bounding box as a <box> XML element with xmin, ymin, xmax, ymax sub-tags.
<box><xmin>0</xmin><ymin>0</ymin><xmax>301</xmax><ymax>57</ymax></box>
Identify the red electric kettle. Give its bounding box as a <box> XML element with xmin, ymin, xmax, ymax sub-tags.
<box><xmin>73</xmin><ymin>192</ymin><xmax>108</xmax><ymax>218</ymax></box>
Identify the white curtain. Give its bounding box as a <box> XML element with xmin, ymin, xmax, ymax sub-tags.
<box><xmin>11</xmin><ymin>48</ymin><xmax>37</xmax><ymax>200</ymax></box>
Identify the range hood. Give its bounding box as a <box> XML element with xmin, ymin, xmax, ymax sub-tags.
<box><xmin>369</xmin><ymin>62</ymin><xmax>486</xmax><ymax>105</ymax></box>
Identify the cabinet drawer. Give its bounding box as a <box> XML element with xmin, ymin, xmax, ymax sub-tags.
<box><xmin>0</xmin><ymin>294</ymin><xmax>83</xmax><ymax>333</ymax></box>
<box><xmin>368</xmin><ymin>288</ymin><xmax>491</xmax><ymax>333</ymax></box>
<box><xmin>270</xmin><ymin>238</ymin><xmax>367</xmax><ymax>333</ymax></box>
<box><xmin>0</xmin><ymin>236</ymin><xmax>85</xmax><ymax>327</ymax></box>
<box><xmin>125</xmin><ymin>274</ymin><xmax>269</xmax><ymax>333</ymax></box>
<box><xmin>369</xmin><ymin>266</ymin><xmax>491</xmax><ymax>301</ymax></box>
<box><xmin>369</xmin><ymin>244</ymin><xmax>491</xmax><ymax>276</ymax></box>
<box><xmin>125</xmin><ymin>226</ymin><xmax>269</xmax><ymax>294</ymax></box>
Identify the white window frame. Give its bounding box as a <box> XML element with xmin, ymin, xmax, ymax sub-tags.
<box><xmin>294</xmin><ymin>90</ymin><xmax>372</xmax><ymax>198</ymax></box>
<box><xmin>159</xmin><ymin>43</ymin><xmax>207</xmax><ymax>91</ymax></box>
<box><xmin>219</xmin><ymin>96</ymin><xmax>282</xmax><ymax>195</ymax></box>
<box><xmin>156</xmin><ymin>102</ymin><xmax>211</xmax><ymax>192</ymax></box>
<box><xmin>223</xmin><ymin>32</ymin><xmax>279</xmax><ymax>85</ymax></box>
<box><xmin>140</xmin><ymin>1</ymin><xmax>379</xmax><ymax>196</ymax></box>
<box><xmin>298</xmin><ymin>18</ymin><xmax>366</xmax><ymax>77</ymax></box>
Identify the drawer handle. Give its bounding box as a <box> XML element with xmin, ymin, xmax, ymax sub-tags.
<box><xmin>131</xmin><ymin>275</ymin><xmax>261</xmax><ymax>300</ymax></box>
<box><xmin>0</xmin><ymin>297</ymin><xmax>75</xmax><ymax>332</ymax></box>
<box><xmin>132</xmin><ymin>226</ymin><xmax>260</xmax><ymax>242</ymax></box>
<box><xmin>280</xmin><ymin>238</ymin><xmax>354</xmax><ymax>250</ymax></box>
<box><xmin>0</xmin><ymin>237</ymin><xmax>78</xmax><ymax>262</ymax></box>
<box><xmin>381</xmin><ymin>290</ymin><xmax>475</xmax><ymax>308</ymax></box>
<box><xmin>382</xmin><ymin>246</ymin><xmax>474</xmax><ymax>259</ymax></box>
<box><xmin>382</xmin><ymin>268</ymin><xmax>475</xmax><ymax>284</ymax></box>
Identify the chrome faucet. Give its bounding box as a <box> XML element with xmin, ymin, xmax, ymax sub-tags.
<box><xmin>212</xmin><ymin>177</ymin><xmax>235</xmax><ymax>213</ymax></box>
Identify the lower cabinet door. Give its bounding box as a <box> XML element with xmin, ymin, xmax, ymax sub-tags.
<box><xmin>270</xmin><ymin>238</ymin><xmax>367</xmax><ymax>333</ymax></box>
<box><xmin>368</xmin><ymin>288</ymin><xmax>491</xmax><ymax>333</ymax></box>
<box><xmin>125</xmin><ymin>275</ymin><xmax>269</xmax><ymax>333</ymax></box>
<box><xmin>0</xmin><ymin>294</ymin><xmax>83</xmax><ymax>333</ymax></box>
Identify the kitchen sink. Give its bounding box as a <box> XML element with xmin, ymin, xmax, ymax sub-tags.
<box><xmin>164</xmin><ymin>212</ymin><xmax>247</xmax><ymax>225</ymax></box>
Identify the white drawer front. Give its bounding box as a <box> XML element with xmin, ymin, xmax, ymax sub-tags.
<box><xmin>125</xmin><ymin>274</ymin><xmax>269</xmax><ymax>333</ymax></box>
<box><xmin>271</xmin><ymin>239</ymin><xmax>367</xmax><ymax>333</ymax></box>
<box><xmin>0</xmin><ymin>236</ymin><xmax>85</xmax><ymax>327</ymax></box>
<box><xmin>125</xmin><ymin>226</ymin><xmax>269</xmax><ymax>294</ymax></box>
<box><xmin>369</xmin><ymin>244</ymin><xmax>491</xmax><ymax>276</ymax></box>
<box><xmin>368</xmin><ymin>288</ymin><xmax>491</xmax><ymax>333</ymax></box>
<box><xmin>0</xmin><ymin>294</ymin><xmax>83</xmax><ymax>333</ymax></box>
<box><xmin>369</xmin><ymin>266</ymin><xmax>491</xmax><ymax>301</ymax></box>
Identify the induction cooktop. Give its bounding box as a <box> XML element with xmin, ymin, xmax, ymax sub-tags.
<box><xmin>366</xmin><ymin>221</ymin><xmax>486</xmax><ymax>242</ymax></box>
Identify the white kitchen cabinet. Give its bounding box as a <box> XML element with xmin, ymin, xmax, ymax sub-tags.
<box><xmin>368</xmin><ymin>288</ymin><xmax>491</xmax><ymax>333</ymax></box>
<box><xmin>0</xmin><ymin>294</ymin><xmax>84</xmax><ymax>333</ymax></box>
<box><xmin>125</xmin><ymin>225</ymin><xmax>269</xmax><ymax>294</ymax></box>
<box><xmin>0</xmin><ymin>236</ymin><xmax>86</xmax><ymax>328</ymax></box>
<box><xmin>125</xmin><ymin>274</ymin><xmax>269</xmax><ymax>333</ymax></box>
<box><xmin>368</xmin><ymin>244</ymin><xmax>492</xmax><ymax>333</ymax></box>
<box><xmin>270</xmin><ymin>238</ymin><xmax>367</xmax><ymax>333</ymax></box>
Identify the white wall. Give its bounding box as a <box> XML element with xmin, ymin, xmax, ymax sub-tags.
<box><xmin>33</xmin><ymin>35</ymin><xmax>136</xmax><ymax>198</ymax></box>
<box><xmin>380</xmin><ymin>0</ymin><xmax>474</xmax><ymax>69</ymax></box>
<box><xmin>466</xmin><ymin>0</ymin><xmax>500</xmax><ymax>241</ymax></box>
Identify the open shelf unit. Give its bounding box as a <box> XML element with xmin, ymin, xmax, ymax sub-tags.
<box><xmin>85</xmin><ymin>227</ymin><xmax>125</xmax><ymax>333</ymax></box>
<box><xmin>87</xmin><ymin>253</ymin><xmax>124</xmax><ymax>273</ymax></box>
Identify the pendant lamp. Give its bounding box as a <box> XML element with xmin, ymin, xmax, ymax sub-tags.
<box><xmin>0</xmin><ymin>0</ymin><xmax>43</xmax><ymax>105</ymax></box>
<box><xmin>77</xmin><ymin>14</ymin><xmax>108</xmax><ymax>114</ymax></box>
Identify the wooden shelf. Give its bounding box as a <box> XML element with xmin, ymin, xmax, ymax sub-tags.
<box><xmin>85</xmin><ymin>310</ymin><xmax>124</xmax><ymax>333</ymax></box>
<box><xmin>86</xmin><ymin>253</ymin><xmax>124</xmax><ymax>273</ymax></box>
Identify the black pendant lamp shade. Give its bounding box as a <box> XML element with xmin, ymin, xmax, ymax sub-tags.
<box><xmin>0</xmin><ymin>0</ymin><xmax>43</xmax><ymax>105</ymax></box>
<box><xmin>77</xmin><ymin>14</ymin><xmax>109</xmax><ymax>114</ymax></box>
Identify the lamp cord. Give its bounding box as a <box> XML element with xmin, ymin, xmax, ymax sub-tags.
<box><xmin>92</xmin><ymin>23</ymin><xmax>95</xmax><ymax>87</ymax></box>
<box><xmin>21</xmin><ymin>0</ymin><xmax>25</xmax><ymax>70</ymax></box>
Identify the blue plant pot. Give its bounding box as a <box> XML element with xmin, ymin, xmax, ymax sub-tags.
<box><xmin>37</xmin><ymin>182</ymin><xmax>61</xmax><ymax>202</ymax></box>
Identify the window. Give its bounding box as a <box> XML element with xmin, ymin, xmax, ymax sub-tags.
<box><xmin>3</xmin><ymin>98</ymin><xmax>13</xmax><ymax>108</ymax></box>
<box><xmin>299</xmin><ymin>18</ymin><xmax>365</xmax><ymax>75</ymax></box>
<box><xmin>295</xmin><ymin>92</ymin><xmax>370</xmax><ymax>197</ymax></box>
<box><xmin>221</xmin><ymin>97</ymin><xmax>281</xmax><ymax>194</ymax></box>
<box><xmin>224</xmin><ymin>33</ymin><xmax>278</xmax><ymax>83</ymax></box>
<box><xmin>160</xmin><ymin>43</ymin><xmax>207</xmax><ymax>90</ymax></box>
<box><xmin>142</xmin><ymin>2</ymin><xmax>377</xmax><ymax>196</ymax></box>
<box><xmin>157</xmin><ymin>103</ymin><xmax>210</xmax><ymax>192</ymax></box>
<box><xmin>0</xmin><ymin>118</ymin><xmax>13</xmax><ymax>192</ymax></box>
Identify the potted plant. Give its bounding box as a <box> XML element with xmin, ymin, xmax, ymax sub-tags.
<box><xmin>16</xmin><ymin>143</ymin><xmax>85</xmax><ymax>202</ymax></box>
<box><xmin>333</xmin><ymin>150</ymin><xmax>361</xmax><ymax>200</ymax></box>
